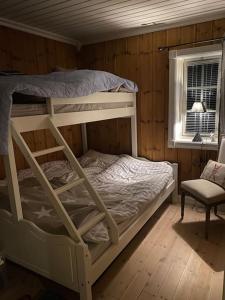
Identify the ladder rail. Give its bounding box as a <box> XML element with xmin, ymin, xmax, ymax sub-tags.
<box><xmin>11</xmin><ymin>122</ymin><xmax>84</xmax><ymax>245</ymax></box>
<box><xmin>48</xmin><ymin>117</ymin><xmax>119</xmax><ymax>244</ymax></box>
<box><xmin>3</xmin><ymin>129</ymin><xmax>23</xmax><ymax>221</ymax></box>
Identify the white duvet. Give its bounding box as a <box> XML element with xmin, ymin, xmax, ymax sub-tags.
<box><xmin>2</xmin><ymin>150</ymin><xmax>173</xmax><ymax>243</ymax></box>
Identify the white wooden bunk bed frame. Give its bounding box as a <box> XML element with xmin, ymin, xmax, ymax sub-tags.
<box><xmin>0</xmin><ymin>92</ymin><xmax>178</xmax><ymax>300</ymax></box>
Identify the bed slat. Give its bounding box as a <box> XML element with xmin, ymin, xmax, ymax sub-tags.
<box><xmin>55</xmin><ymin>178</ymin><xmax>85</xmax><ymax>195</ymax></box>
<box><xmin>32</xmin><ymin>145</ymin><xmax>65</xmax><ymax>157</ymax></box>
<box><xmin>78</xmin><ymin>212</ymin><xmax>106</xmax><ymax>236</ymax></box>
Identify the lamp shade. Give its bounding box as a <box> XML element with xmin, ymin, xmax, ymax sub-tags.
<box><xmin>191</xmin><ymin>101</ymin><xmax>206</xmax><ymax>113</ymax></box>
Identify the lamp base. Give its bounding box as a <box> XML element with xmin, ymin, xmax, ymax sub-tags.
<box><xmin>192</xmin><ymin>132</ymin><xmax>203</xmax><ymax>142</ymax></box>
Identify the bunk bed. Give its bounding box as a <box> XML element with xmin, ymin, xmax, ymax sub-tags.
<box><xmin>0</xmin><ymin>70</ymin><xmax>178</xmax><ymax>300</ymax></box>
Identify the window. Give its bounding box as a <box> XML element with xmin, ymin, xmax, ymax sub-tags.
<box><xmin>168</xmin><ymin>44</ymin><xmax>222</xmax><ymax>150</ymax></box>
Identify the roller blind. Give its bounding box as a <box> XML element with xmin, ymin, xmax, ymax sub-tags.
<box><xmin>185</xmin><ymin>61</ymin><xmax>219</xmax><ymax>134</ymax></box>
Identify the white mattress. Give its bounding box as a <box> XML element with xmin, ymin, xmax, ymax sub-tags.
<box><xmin>11</xmin><ymin>101</ymin><xmax>133</xmax><ymax>117</ymax></box>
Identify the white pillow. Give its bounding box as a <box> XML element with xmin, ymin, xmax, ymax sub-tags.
<box><xmin>200</xmin><ymin>160</ymin><xmax>225</xmax><ymax>188</ymax></box>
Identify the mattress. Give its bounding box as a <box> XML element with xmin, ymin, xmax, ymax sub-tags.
<box><xmin>11</xmin><ymin>101</ymin><xmax>133</xmax><ymax>117</ymax></box>
<box><xmin>89</xmin><ymin>178</ymin><xmax>174</xmax><ymax>263</ymax></box>
<box><xmin>0</xmin><ymin>151</ymin><xmax>173</xmax><ymax>255</ymax></box>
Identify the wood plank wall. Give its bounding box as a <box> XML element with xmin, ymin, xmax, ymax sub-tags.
<box><xmin>0</xmin><ymin>25</ymin><xmax>82</xmax><ymax>179</ymax></box>
<box><xmin>79</xmin><ymin>18</ymin><xmax>225</xmax><ymax>184</ymax></box>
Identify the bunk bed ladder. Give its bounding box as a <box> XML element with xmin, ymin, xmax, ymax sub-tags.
<box><xmin>47</xmin><ymin>117</ymin><xmax>119</xmax><ymax>244</ymax></box>
<box><xmin>10</xmin><ymin>119</ymin><xmax>119</xmax><ymax>245</ymax></box>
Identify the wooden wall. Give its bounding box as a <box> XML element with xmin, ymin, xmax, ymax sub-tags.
<box><xmin>1</xmin><ymin>19</ymin><xmax>225</xmax><ymax>184</ymax></box>
<box><xmin>79</xmin><ymin>18</ymin><xmax>225</xmax><ymax>184</ymax></box>
<box><xmin>0</xmin><ymin>25</ymin><xmax>82</xmax><ymax>179</ymax></box>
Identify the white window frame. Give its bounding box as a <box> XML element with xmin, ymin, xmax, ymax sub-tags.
<box><xmin>182</xmin><ymin>58</ymin><xmax>221</xmax><ymax>137</ymax></box>
<box><xmin>168</xmin><ymin>44</ymin><xmax>222</xmax><ymax>150</ymax></box>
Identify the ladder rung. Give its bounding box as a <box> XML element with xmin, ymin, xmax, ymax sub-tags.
<box><xmin>78</xmin><ymin>212</ymin><xmax>106</xmax><ymax>236</ymax></box>
<box><xmin>55</xmin><ymin>178</ymin><xmax>85</xmax><ymax>195</ymax></box>
<box><xmin>32</xmin><ymin>146</ymin><xmax>65</xmax><ymax>157</ymax></box>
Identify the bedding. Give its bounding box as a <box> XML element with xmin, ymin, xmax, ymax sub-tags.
<box><xmin>0</xmin><ymin>70</ymin><xmax>138</xmax><ymax>154</ymax></box>
<box><xmin>0</xmin><ymin>151</ymin><xmax>173</xmax><ymax>243</ymax></box>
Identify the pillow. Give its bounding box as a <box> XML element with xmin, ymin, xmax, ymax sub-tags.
<box><xmin>200</xmin><ymin>160</ymin><xmax>225</xmax><ymax>188</ymax></box>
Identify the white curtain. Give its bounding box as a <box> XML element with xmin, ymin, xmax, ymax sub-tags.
<box><xmin>219</xmin><ymin>40</ymin><xmax>225</xmax><ymax>144</ymax></box>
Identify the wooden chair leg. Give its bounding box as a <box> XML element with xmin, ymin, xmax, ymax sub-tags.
<box><xmin>181</xmin><ymin>191</ymin><xmax>185</xmax><ymax>220</ymax></box>
<box><xmin>214</xmin><ymin>205</ymin><xmax>218</xmax><ymax>216</ymax></box>
<box><xmin>205</xmin><ymin>206</ymin><xmax>211</xmax><ymax>240</ymax></box>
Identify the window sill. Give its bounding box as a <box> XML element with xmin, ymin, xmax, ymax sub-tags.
<box><xmin>168</xmin><ymin>139</ymin><xmax>218</xmax><ymax>150</ymax></box>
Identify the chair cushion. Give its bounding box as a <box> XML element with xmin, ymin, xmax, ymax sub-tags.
<box><xmin>200</xmin><ymin>160</ymin><xmax>225</xmax><ymax>188</ymax></box>
<box><xmin>181</xmin><ymin>179</ymin><xmax>225</xmax><ymax>204</ymax></box>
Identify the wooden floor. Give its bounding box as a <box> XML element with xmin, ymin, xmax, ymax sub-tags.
<box><xmin>0</xmin><ymin>203</ymin><xmax>225</xmax><ymax>300</ymax></box>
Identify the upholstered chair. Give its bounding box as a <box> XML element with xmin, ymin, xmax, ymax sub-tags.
<box><xmin>180</xmin><ymin>139</ymin><xmax>225</xmax><ymax>239</ymax></box>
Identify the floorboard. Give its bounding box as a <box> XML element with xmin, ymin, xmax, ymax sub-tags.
<box><xmin>0</xmin><ymin>203</ymin><xmax>224</xmax><ymax>300</ymax></box>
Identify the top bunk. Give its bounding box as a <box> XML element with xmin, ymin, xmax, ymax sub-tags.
<box><xmin>11</xmin><ymin>89</ymin><xmax>136</xmax><ymax>118</ymax></box>
<box><xmin>0</xmin><ymin>69</ymin><xmax>138</xmax><ymax>154</ymax></box>
<box><xmin>11</xmin><ymin>91</ymin><xmax>137</xmax><ymax>132</ymax></box>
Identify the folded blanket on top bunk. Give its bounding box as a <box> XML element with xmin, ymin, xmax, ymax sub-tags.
<box><xmin>0</xmin><ymin>151</ymin><xmax>173</xmax><ymax>243</ymax></box>
<box><xmin>0</xmin><ymin>70</ymin><xmax>138</xmax><ymax>155</ymax></box>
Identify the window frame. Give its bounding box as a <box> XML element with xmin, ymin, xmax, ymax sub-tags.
<box><xmin>168</xmin><ymin>44</ymin><xmax>222</xmax><ymax>150</ymax></box>
<box><xmin>182</xmin><ymin>57</ymin><xmax>221</xmax><ymax>138</ymax></box>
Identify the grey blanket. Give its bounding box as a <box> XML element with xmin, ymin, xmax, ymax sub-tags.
<box><xmin>0</xmin><ymin>150</ymin><xmax>173</xmax><ymax>243</ymax></box>
<box><xmin>0</xmin><ymin>70</ymin><xmax>138</xmax><ymax>154</ymax></box>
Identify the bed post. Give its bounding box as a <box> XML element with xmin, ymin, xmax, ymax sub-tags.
<box><xmin>171</xmin><ymin>163</ymin><xmax>178</xmax><ymax>203</ymax></box>
<box><xmin>131</xmin><ymin>96</ymin><xmax>138</xmax><ymax>157</ymax></box>
<box><xmin>76</xmin><ymin>244</ymin><xmax>92</xmax><ymax>300</ymax></box>
<box><xmin>81</xmin><ymin>123</ymin><xmax>88</xmax><ymax>154</ymax></box>
<box><xmin>3</xmin><ymin>129</ymin><xmax>23</xmax><ymax>221</ymax></box>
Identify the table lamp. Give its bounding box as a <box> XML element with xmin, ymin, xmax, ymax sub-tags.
<box><xmin>191</xmin><ymin>101</ymin><xmax>207</xmax><ymax>142</ymax></box>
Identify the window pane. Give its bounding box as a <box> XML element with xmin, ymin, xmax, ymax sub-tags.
<box><xmin>203</xmin><ymin>88</ymin><xmax>217</xmax><ymax>110</ymax></box>
<box><xmin>187</xmin><ymin>89</ymin><xmax>217</xmax><ymax>110</ymax></box>
<box><xmin>186</xmin><ymin>112</ymin><xmax>216</xmax><ymax>133</ymax></box>
<box><xmin>187</xmin><ymin>65</ymin><xmax>202</xmax><ymax>87</ymax></box>
<box><xmin>203</xmin><ymin>63</ymin><xmax>219</xmax><ymax>86</ymax></box>
<box><xmin>187</xmin><ymin>89</ymin><xmax>201</xmax><ymax>110</ymax></box>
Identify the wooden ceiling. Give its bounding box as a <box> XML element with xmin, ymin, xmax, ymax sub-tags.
<box><xmin>0</xmin><ymin>0</ymin><xmax>225</xmax><ymax>45</ymax></box>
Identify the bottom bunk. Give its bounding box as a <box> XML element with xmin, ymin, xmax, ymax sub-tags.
<box><xmin>0</xmin><ymin>150</ymin><xmax>177</xmax><ymax>300</ymax></box>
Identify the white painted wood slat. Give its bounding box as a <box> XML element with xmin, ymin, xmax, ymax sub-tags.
<box><xmin>0</xmin><ymin>0</ymin><xmax>225</xmax><ymax>44</ymax></box>
<box><xmin>51</xmin><ymin>94</ymin><xmax>135</xmax><ymax>105</ymax></box>
<box><xmin>78</xmin><ymin>212</ymin><xmax>106</xmax><ymax>236</ymax></box>
<box><xmin>9</xmin><ymin>0</ymin><xmax>121</xmax><ymax>21</ymax></box>
<box><xmin>71</xmin><ymin>5</ymin><xmax>225</xmax><ymax>40</ymax></box>
<box><xmin>34</xmin><ymin>0</ymin><xmax>207</xmax><ymax>30</ymax></box>
<box><xmin>5</xmin><ymin>0</ymin><xmax>91</xmax><ymax>20</ymax></box>
<box><xmin>1</xmin><ymin>0</ymin><xmax>76</xmax><ymax>17</ymax></box>
<box><xmin>32</xmin><ymin>145</ymin><xmax>65</xmax><ymax>157</ymax></box>
<box><xmin>58</xmin><ymin>0</ymin><xmax>225</xmax><ymax>34</ymax></box>
<box><xmin>3</xmin><ymin>131</ymin><xmax>23</xmax><ymax>221</ymax></box>
<box><xmin>18</xmin><ymin>0</ymin><xmax>159</xmax><ymax>25</ymax></box>
<box><xmin>55</xmin><ymin>178</ymin><xmax>85</xmax><ymax>195</ymax></box>
<box><xmin>0</xmin><ymin>0</ymin><xmax>45</xmax><ymax>15</ymax></box>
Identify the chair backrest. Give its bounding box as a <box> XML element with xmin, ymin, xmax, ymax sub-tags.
<box><xmin>218</xmin><ymin>138</ymin><xmax>225</xmax><ymax>163</ymax></box>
